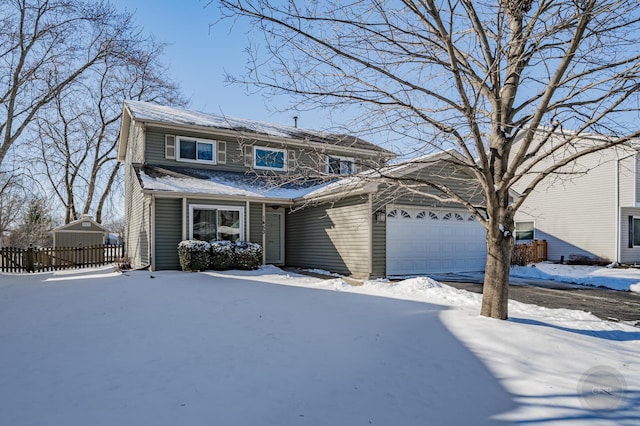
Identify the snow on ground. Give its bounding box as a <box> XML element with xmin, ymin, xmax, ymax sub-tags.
<box><xmin>0</xmin><ymin>266</ymin><xmax>638</xmax><ymax>425</ymax></box>
<box><xmin>511</xmin><ymin>262</ymin><xmax>640</xmax><ymax>292</ymax></box>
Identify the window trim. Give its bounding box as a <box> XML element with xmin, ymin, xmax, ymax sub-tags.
<box><xmin>327</xmin><ymin>155</ymin><xmax>355</xmax><ymax>175</ymax></box>
<box><xmin>515</xmin><ymin>221</ymin><xmax>535</xmax><ymax>242</ymax></box>
<box><xmin>630</xmin><ymin>216</ymin><xmax>640</xmax><ymax>247</ymax></box>
<box><xmin>188</xmin><ymin>204</ymin><xmax>245</xmax><ymax>242</ymax></box>
<box><xmin>253</xmin><ymin>146</ymin><xmax>288</xmax><ymax>171</ymax></box>
<box><xmin>176</xmin><ymin>136</ymin><xmax>217</xmax><ymax>164</ymax></box>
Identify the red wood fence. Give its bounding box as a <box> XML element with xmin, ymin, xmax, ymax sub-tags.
<box><xmin>512</xmin><ymin>240</ymin><xmax>547</xmax><ymax>266</ymax></box>
<box><xmin>0</xmin><ymin>244</ymin><xmax>124</xmax><ymax>273</ymax></box>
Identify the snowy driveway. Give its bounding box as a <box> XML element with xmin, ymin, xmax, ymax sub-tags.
<box><xmin>0</xmin><ymin>270</ymin><xmax>514</xmax><ymax>426</ymax></box>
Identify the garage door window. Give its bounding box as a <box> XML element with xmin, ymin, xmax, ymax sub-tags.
<box><xmin>388</xmin><ymin>209</ymin><xmax>410</xmax><ymax>218</ymax></box>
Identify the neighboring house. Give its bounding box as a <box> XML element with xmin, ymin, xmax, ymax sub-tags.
<box><xmin>51</xmin><ymin>215</ymin><xmax>109</xmax><ymax>248</ymax></box>
<box><xmin>513</xmin><ymin>133</ymin><xmax>640</xmax><ymax>264</ymax></box>
<box><xmin>118</xmin><ymin>100</ymin><xmax>489</xmax><ymax>277</ymax></box>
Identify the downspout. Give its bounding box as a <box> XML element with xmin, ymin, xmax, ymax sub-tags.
<box><xmin>246</xmin><ymin>200</ymin><xmax>251</xmax><ymax>242</ymax></box>
<box><xmin>182</xmin><ymin>197</ymin><xmax>187</xmax><ymax>240</ymax></box>
<box><xmin>617</xmin><ymin>157</ymin><xmax>620</xmax><ymax>263</ymax></box>
<box><xmin>262</xmin><ymin>203</ymin><xmax>266</xmax><ymax>265</ymax></box>
<box><xmin>150</xmin><ymin>194</ymin><xmax>156</xmax><ymax>271</ymax></box>
<box><xmin>368</xmin><ymin>193</ymin><xmax>373</xmax><ymax>278</ymax></box>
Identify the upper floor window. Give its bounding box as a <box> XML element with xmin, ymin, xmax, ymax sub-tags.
<box><xmin>327</xmin><ymin>156</ymin><xmax>354</xmax><ymax>175</ymax></box>
<box><xmin>177</xmin><ymin>136</ymin><xmax>216</xmax><ymax>164</ymax></box>
<box><xmin>254</xmin><ymin>147</ymin><xmax>287</xmax><ymax>171</ymax></box>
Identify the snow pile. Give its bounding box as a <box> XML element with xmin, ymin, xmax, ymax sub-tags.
<box><xmin>352</xmin><ymin>276</ymin><xmax>482</xmax><ymax>308</ymax></box>
<box><xmin>512</xmin><ymin>262</ymin><xmax>640</xmax><ymax>292</ymax></box>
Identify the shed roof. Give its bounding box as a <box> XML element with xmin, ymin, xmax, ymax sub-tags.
<box><xmin>52</xmin><ymin>215</ymin><xmax>109</xmax><ymax>233</ymax></box>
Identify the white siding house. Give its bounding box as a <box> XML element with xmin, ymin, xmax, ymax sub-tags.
<box><xmin>513</xmin><ymin>134</ymin><xmax>640</xmax><ymax>264</ymax></box>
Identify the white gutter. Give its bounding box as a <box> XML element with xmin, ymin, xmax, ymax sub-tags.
<box><xmin>139</xmin><ymin>189</ymin><xmax>295</xmax><ymax>206</ymax></box>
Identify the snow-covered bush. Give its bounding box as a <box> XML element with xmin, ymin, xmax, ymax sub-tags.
<box><xmin>208</xmin><ymin>240</ymin><xmax>262</xmax><ymax>270</ymax></box>
<box><xmin>233</xmin><ymin>241</ymin><xmax>262</xmax><ymax>270</ymax></box>
<box><xmin>210</xmin><ymin>240</ymin><xmax>235</xmax><ymax>270</ymax></box>
<box><xmin>178</xmin><ymin>240</ymin><xmax>211</xmax><ymax>272</ymax></box>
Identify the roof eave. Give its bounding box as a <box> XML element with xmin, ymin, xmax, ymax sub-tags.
<box><xmin>117</xmin><ymin>103</ymin><xmax>133</xmax><ymax>162</ymax></box>
<box><xmin>292</xmin><ymin>180</ymin><xmax>379</xmax><ymax>205</ymax></box>
<box><xmin>141</xmin><ymin>188</ymin><xmax>295</xmax><ymax>205</ymax></box>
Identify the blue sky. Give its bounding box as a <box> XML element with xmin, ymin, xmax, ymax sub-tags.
<box><xmin>110</xmin><ymin>0</ymin><xmax>332</xmax><ymax>131</ymax></box>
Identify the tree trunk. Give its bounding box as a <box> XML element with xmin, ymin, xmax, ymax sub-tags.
<box><xmin>480</xmin><ymin>227</ymin><xmax>514</xmax><ymax>320</ymax></box>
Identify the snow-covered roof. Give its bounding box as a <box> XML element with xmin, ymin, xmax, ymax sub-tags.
<box><xmin>136</xmin><ymin>165</ymin><xmax>375</xmax><ymax>202</ymax></box>
<box><xmin>134</xmin><ymin>150</ymin><xmax>470</xmax><ymax>204</ymax></box>
<box><xmin>52</xmin><ymin>215</ymin><xmax>109</xmax><ymax>233</ymax></box>
<box><xmin>122</xmin><ymin>100</ymin><xmax>395</xmax><ymax>156</ymax></box>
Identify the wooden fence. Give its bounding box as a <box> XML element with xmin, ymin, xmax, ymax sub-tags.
<box><xmin>0</xmin><ymin>244</ymin><xmax>125</xmax><ymax>273</ymax></box>
<box><xmin>512</xmin><ymin>240</ymin><xmax>547</xmax><ymax>266</ymax></box>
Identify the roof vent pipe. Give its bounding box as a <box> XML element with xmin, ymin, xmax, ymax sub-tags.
<box><xmin>293</xmin><ymin>116</ymin><xmax>298</xmax><ymax>128</ymax></box>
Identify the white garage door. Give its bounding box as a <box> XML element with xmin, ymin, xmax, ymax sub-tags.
<box><xmin>386</xmin><ymin>207</ymin><xmax>487</xmax><ymax>277</ymax></box>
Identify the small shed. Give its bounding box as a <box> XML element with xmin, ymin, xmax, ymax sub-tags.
<box><xmin>52</xmin><ymin>215</ymin><xmax>109</xmax><ymax>248</ymax></box>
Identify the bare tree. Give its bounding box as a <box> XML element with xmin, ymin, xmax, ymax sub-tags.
<box><xmin>6</xmin><ymin>196</ymin><xmax>52</xmax><ymax>248</ymax></box>
<box><xmin>33</xmin><ymin>38</ymin><xmax>185</xmax><ymax>224</ymax></box>
<box><xmin>0</xmin><ymin>172</ymin><xmax>27</xmax><ymax>246</ymax></box>
<box><xmin>0</xmin><ymin>0</ymin><xmax>143</xmax><ymax>170</ymax></box>
<box><xmin>216</xmin><ymin>0</ymin><xmax>640</xmax><ymax>319</ymax></box>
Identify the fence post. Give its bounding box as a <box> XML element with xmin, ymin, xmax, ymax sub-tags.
<box><xmin>25</xmin><ymin>244</ymin><xmax>34</xmax><ymax>273</ymax></box>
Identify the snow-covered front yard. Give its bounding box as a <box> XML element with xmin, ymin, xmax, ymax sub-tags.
<box><xmin>0</xmin><ymin>266</ymin><xmax>638</xmax><ymax>425</ymax></box>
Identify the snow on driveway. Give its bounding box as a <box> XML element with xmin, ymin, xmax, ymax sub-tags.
<box><xmin>511</xmin><ymin>262</ymin><xmax>640</xmax><ymax>292</ymax></box>
<box><xmin>0</xmin><ymin>266</ymin><xmax>638</xmax><ymax>425</ymax></box>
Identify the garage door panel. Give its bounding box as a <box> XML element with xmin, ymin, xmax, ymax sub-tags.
<box><xmin>386</xmin><ymin>207</ymin><xmax>487</xmax><ymax>276</ymax></box>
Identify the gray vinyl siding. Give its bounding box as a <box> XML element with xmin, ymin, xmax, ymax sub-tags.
<box><xmin>124</xmin><ymin>164</ymin><xmax>150</xmax><ymax>268</ymax></box>
<box><xmin>145</xmin><ymin>129</ymin><xmax>247</xmax><ymax>172</ymax></box>
<box><xmin>389</xmin><ymin>165</ymin><xmax>486</xmax><ymax>208</ymax></box>
<box><xmin>371</xmin><ymin>219</ymin><xmax>386</xmax><ymax>277</ymax></box>
<box><xmin>249</xmin><ymin>203</ymin><xmax>263</xmax><ymax>245</ymax></box>
<box><xmin>152</xmin><ymin>198</ymin><xmax>261</xmax><ymax>270</ymax></box>
<box><xmin>154</xmin><ymin>198</ymin><xmax>183</xmax><ymax>270</ymax></box>
<box><xmin>286</xmin><ymin>196</ymin><xmax>371</xmax><ymax>277</ymax></box>
<box><xmin>143</xmin><ymin>128</ymin><xmax>386</xmax><ymax>176</ymax></box>
<box><xmin>619</xmin><ymin>207</ymin><xmax>640</xmax><ymax>264</ymax></box>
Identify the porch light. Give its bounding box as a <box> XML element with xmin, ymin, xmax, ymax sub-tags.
<box><xmin>375</xmin><ymin>211</ymin><xmax>386</xmax><ymax>223</ymax></box>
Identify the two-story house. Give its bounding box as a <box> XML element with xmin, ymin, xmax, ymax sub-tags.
<box><xmin>118</xmin><ymin>100</ymin><xmax>490</xmax><ymax>278</ymax></box>
<box><xmin>513</xmin><ymin>132</ymin><xmax>640</xmax><ymax>265</ymax></box>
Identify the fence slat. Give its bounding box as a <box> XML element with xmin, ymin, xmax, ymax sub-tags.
<box><xmin>0</xmin><ymin>244</ymin><xmax>124</xmax><ymax>273</ymax></box>
<box><xmin>512</xmin><ymin>240</ymin><xmax>548</xmax><ymax>266</ymax></box>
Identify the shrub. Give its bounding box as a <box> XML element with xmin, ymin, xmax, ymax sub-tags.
<box><xmin>233</xmin><ymin>241</ymin><xmax>262</xmax><ymax>270</ymax></box>
<box><xmin>178</xmin><ymin>240</ymin><xmax>211</xmax><ymax>271</ymax></box>
<box><xmin>208</xmin><ymin>240</ymin><xmax>263</xmax><ymax>270</ymax></box>
<box><xmin>210</xmin><ymin>240</ymin><xmax>235</xmax><ymax>270</ymax></box>
<box><xmin>114</xmin><ymin>256</ymin><xmax>132</xmax><ymax>272</ymax></box>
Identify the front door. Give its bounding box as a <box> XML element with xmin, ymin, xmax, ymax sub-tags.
<box><xmin>265</xmin><ymin>211</ymin><xmax>284</xmax><ymax>264</ymax></box>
